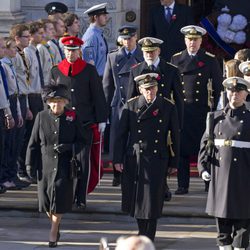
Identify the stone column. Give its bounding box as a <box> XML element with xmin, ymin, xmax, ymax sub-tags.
<box><xmin>0</xmin><ymin>0</ymin><xmax>25</xmax><ymax>36</ymax></box>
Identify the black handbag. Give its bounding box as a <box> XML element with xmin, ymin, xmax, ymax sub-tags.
<box><xmin>69</xmin><ymin>144</ymin><xmax>81</xmax><ymax>179</ymax></box>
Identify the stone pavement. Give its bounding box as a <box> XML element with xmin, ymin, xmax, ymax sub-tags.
<box><xmin>0</xmin><ymin>174</ymin><xmax>218</xmax><ymax>250</ymax></box>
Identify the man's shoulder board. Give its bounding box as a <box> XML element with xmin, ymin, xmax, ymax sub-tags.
<box><xmin>164</xmin><ymin>97</ymin><xmax>175</xmax><ymax>105</ymax></box>
<box><xmin>127</xmin><ymin>96</ymin><xmax>139</xmax><ymax>103</ymax></box>
<box><xmin>172</xmin><ymin>51</ymin><xmax>182</xmax><ymax>57</ymax></box>
<box><xmin>205</xmin><ymin>51</ymin><xmax>215</xmax><ymax>57</ymax></box>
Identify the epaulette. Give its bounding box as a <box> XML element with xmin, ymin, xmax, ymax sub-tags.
<box><xmin>109</xmin><ymin>48</ymin><xmax>119</xmax><ymax>54</ymax></box>
<box><xmin>205</xmin><ymin>51</ymin><xmax>215</xmax><ymax>57</ymax></box>
<box><xmin>166</xmin><ymin>62</ymin><xmax>178</xmax><ymax>68</ymax></box>
<box><xmin>164</xmin><ymin>97</ymin><xmax>175</xmax><ymax>105</ymax></box>
<box><xmin>131</xmin><ymin>62</ymin><xmax>140</xmax><ymax>69</ymax></box>
<box><xmin>172</xmin><ymin>51</ymin><xmax>182</xmax><ymax>57</ymax></box>
<box><xmin>127</xmin><ymin>96</ymin><xmax>139</xmax><ymax>103</ymax></box>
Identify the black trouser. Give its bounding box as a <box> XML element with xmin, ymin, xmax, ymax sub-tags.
<box><xmin>177</xmin><ymin>156</ymin><xmax>190</xmax><ymax>189</ymax></box>
<box><xmin>0</xmin><ymin>109</ymin><xmax>5</xmax><ymax>183</ymax></box>
<box><xmin>136</xmin><ymin>219</ymin><xmax>157</xmax><ymax>242</ymax></box>
<box><xmin>74</xmin><ymin>128</ymin><xmax>93</xmax><ymax>205</ymax></box>
<box><xmin>216</xmin><ymin>217</ymin><xmax>250</xmax><ymax>248</ymax></box>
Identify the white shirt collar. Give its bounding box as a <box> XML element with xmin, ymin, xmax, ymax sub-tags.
<box><xmin>165</xmin><ymin>1</ymin><xmax>175</xmax><ymax>10</ymax></box>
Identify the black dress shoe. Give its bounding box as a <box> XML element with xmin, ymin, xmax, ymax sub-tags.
<box><xmin>0</xmin><ymin>184</ymin><xmax>6</xmax><ymax>194</ymax></box>
<box><xmin>164</xmin><ymin>190</ymin><xmax>172</xmax><ymax>201</ymax></box>
<box><xmin>112</xmin><ymin>176</ymin><xmax>121</xmax><ymax>186</ymax></box>
<box><xmin>48</xmin><ymin>241</ymin><xmax>57</xmax><ymax>248</ymax></box>
<box><xmin>76</xmin><ymin>202</ymin><xmax>86</xmax><ymax>210</ymax></box>
<box><xmin>175</xmin><ymin>187</ymin><xmax>188</xmax><ymax>195</ymax></box>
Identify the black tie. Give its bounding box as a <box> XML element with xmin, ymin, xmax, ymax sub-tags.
<box><xmin>127</xmin><ymin>52</ymin><xmax>132</xmax><ymax>59</ymax></box>
<box><xmin>102</xmin><ymin>33</ymin><xmax>108</xmax><ymax>56</ymax></box>
<box><xmin>35</xmin><ymin>50</ymin><xmax>44</xmax><ymax>87</ymax></box>
<box><xmin>149</xmin><ymin>65</ymin><xmax>156</xmax><ymax>71</ymax></box>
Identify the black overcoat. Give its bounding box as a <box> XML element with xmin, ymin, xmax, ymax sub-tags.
<box><xmin>25</xmin><ymin>109</ymin><xmax>84</xmax><ymax>213</ymax></box>
<box><xmin>198</xmin><ymin>104</ymin><xmax>250</xmax><ymax>219</ymax></box>
<box><xmin>102</xmin><ymin>45</ymin><xmax>143</xmax><ymax>158</ymax></box>
<box><xmin>127</xmin><ymin>59</ymin><xmax>184</xmax><ymax>129</ymax></box>
<box><xmin>51</xmin><ymin>63</ymin><xmax>108</xmax><ymax>124</ymax></box>
<box><xmin>171</xmin><ymin>49</ymin><xmax>223</xmax><ymax>156</ymax></box>
<box><xmin>113</xmin><ymin>95</ymin><xmax>179</xmax><ymax>219</ymax></box>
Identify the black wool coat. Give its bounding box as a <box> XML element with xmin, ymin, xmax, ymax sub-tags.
<box><xmin>26</xmin><ymin>109</ymin><xmax>84</xmax><ymax>213</ymax></box>
<box><xmin>198</xmin><ymin>104</ymin><xmax>250</xmax><ymax>219</ymax></box>
<box><xmin>127</xmin><ymin>59</ymin><xmax>184</xmax><ymax>129</ymax></box>
<box><xmin>113</xmin><ymin>95</ymin><xmax>179</xmax><ymax>219</ymax></box>
<box><xmin>171</xmin><ymin>49</ymin><xmax>223</xmax><ymax>156</ymax></box>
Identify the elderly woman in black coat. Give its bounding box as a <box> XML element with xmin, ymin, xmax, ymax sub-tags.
<box><xmin>26</xmin><ymin>84</ymin><xmax>84</xmax><ymax>247</ymax></box>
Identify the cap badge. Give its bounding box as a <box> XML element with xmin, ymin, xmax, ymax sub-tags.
<box><xmin>189</xmin><ymin>28</ymin><xmax>197</xmax><ymax>34</ymax></box>
<box><xmin>52</xmin><ymin>6</ymin><xmax>56</xmax><ymax>10</ymax></box>
<box><xmin>232</xmin><ymin>78</ymin><xmax>237</xmax><ymax>86</ymax></box>
<box><xmin>123</xmin><ymin>28</ymin><xmax>129</xmax><ymax>35</ymax></box>
<box><xmin>144</xmin><ymin>39</ymin><xmax>152</xmax><ymax>46</ymax></box>
<box><xmin>70</xmin><ymin>40</ymin><xmax>73</xmax><ymax>44</ymax></box>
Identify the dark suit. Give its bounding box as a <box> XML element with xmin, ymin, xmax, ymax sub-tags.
<box><xmin>127</xmin><ymin>59</ymin><xmax>184</xmax><ymax>129</ymax></box>
<box><xmin>171</xmin><ymin>48</ymin><xmax>223</xmax><ymax>189</ymax></box>
<box><xmin>149</xmin><ymin>3</ymin><xmax>194</xmax><ymax>61</ymax></box>
<box><xmin>113</xmin><ymin>95</ymin><xmax>179</xmax><ymax>240</ymax></box>
<box><xmin>103</xmin><ymin>45</ymin><xmax>143</xmax><ymax>159</ymax></box>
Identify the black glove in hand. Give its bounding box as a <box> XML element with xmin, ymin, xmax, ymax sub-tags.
<box><xmin>53</xmin><ymin>143</ymin><xmax>72</xmax><ymax>154</ymax></box>
<box><xmin>26</xmin><ymin>165</ymin><xmax>36</xmax><ymax>179</ymax></box>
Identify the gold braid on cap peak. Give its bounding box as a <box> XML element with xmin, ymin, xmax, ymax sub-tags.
<box><xmin>232</xmin><ymin>78</ymin><xmax>238</xmax><ymax>86</ymax></box>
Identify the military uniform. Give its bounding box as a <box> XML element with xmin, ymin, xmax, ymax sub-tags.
<box><xmin>127</xmin><ymin>59</ymin><xmax>184</xmax><ymax>128</ymax></box>
<box><xmin>51</xmin><ymin>36</ymin><xmax>108</xmax><ymax>207</ymax></box>
<box><xmin>113</xmin><ymin>73</ymin><xmax>179</xmax><ymax>241</ymax></box>
<box><xmin>171</xmin><ymin>26</ymin><xmax>223</xmax><ymax>193</ymax></box>
<box><xmin>103</xmin><ymin>44</ymin><xmax>143</xmax><ymax>157</ymax></box>
<box><xmin>198</xmin><ymin>77</ymin><xmax>250</xmax><ymax>249</ymax></box>
<box><xmin>81</xmin><ymin>3</ymin><xmax>109</xmax><ymax>77</ymax></box>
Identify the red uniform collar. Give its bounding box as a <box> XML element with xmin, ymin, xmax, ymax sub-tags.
<box><xmin>58</xmin><ymin>58</ymin><xmax>87</xmax><ymax>76</ymax></box>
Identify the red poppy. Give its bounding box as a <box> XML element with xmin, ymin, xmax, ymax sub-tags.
<box><xmin>171</xmin><ymin>14</ymin><xmax>177</xmax><ymax>21</ymax></box>
<box><xmin>197</xmin><ymin>61</ymin><xmax>205</xmax><ymax>67</ymax></box>
<box><xmin>65</xmin><ymin>110</ymin><xmax>76</xmax><ymax>121</ymax></box>
<box><xmin>156</xmin><ymin>75</ymin><xmax>161</xmax><ymax>81</ymax></box>
<box><xmin>152</xmin><ymin>109</ymin><xmax>159</xmax><ymax>116</ymax></box>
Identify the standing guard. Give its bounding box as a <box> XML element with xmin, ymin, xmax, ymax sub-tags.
<box><xmin>198</xmin><ymin>77</ymin><xmax>250</xmax><ymax>250</ymax></box>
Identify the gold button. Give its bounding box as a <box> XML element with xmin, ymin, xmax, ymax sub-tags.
<box><xmin>118</xmin><ymin>75</ymin><xmax>121</xmax><ymax>78</ymax></box>
<box><xmin>54</xmin><ymin>156</ymin><xmax>57</xmax><ymax>159</ymax></box>
<box><xmin>218</xmin><ymin>132</ymin><xmax>222</xmax><ymax>135</ymax></box>
<box><xmin>137</xmin><ymin>120</ymin><xmax>140</xmax><ymax>123</ymax></box>
<box><xmin>196</xmin><ymin>90</ymin><xmax>199</xmax><ymax>93</ymax></box>
<box><xmin>243</xmin><ymin>111</ymin><xmax>246</xmax><ymax>114</ymax></box>
<box><xmin>154</xmin><ymin>150</ymin><xmax>157</xmax><ymax>153</ymax></box>
<box><xmin>219</xmin><ymin>120</ymin><xmax>223</xmax><ymax>123</ymax></box>
<box><xmin>198</xmin><ymin>73</ymin><xmax>202</xmax><ymax>76</ymax></box>
<box><xmin>184</xmin><ymin>98</ymin><xmax>187</xmax><ymax>102</ymax></box>
<box><xmin>181</xmin><ymin>73</ymin><xmax>184</xmax><ymax>76</ymax></box>
<box><xmin>161</xmin><ymin>84</ymin><xmax>164</xmax><ymax>87</ymax></box>
<box><xmin>219</xmin><ymin>157</ymin><xmax>222</xmax><ymax>161</ymax></box>
<box><xmin>157</xmin><ymin>130</ymin><xmax>160</xmax><ymax>133</ymax></box>
<box><xmin>181</xmin><ymin>82</ymin><xmax>184</xmax><ymax>85</ymax></box>
<box><xmin>120</xmin><ymin>86</ymin><xmax>123</xmax><ymax>89</ymax></box>
<box><xmin>197</xmin><ymin>82</ymin><xmax>200</xmax><ymax>85</ymax></box>
<box><xmin>139</xmin><ymin>140</ymin><xmax>142</xmax><ymax>143</ymax></box>
<box><xmin>159</xmin><ymin>120</ymin><xmax>162</xmax><ymax>123</ymax></box>
<box><xmin>155</xmin><ymin>140</ymin><xmax>158</xmax><ymax>143</ymax></box>
<box><xmin>54</xmin><ymin>131</ymin><xmax>57</xmax><ymax>134</ymax></box>
<box><xmin>54</xmin><ymin>144</ymin><xmax>57</xmax><ymax>146</ymax></box>
<box><xmin>72</xmin><ymin>107</ymin><xmax>76</xmax><ymax>110</ymax></box>
<box><xmin>195</xmin><ymin>99</ymin><xmax>199</xmax><ymax>102</ymax></box>
<box><xmin>140</xmin><ymin>150</ymin><xmax>143</xmax><ymax>153</ymax></box>
<box><xmin>138</xmin><ymin>130</ymin><xmax>141</xmax><ymax>133</ymax></box>
<box><xmin>55</xmin><ymin>119</ymin><xmax>58</xmax><ymax>122</ymax></box>
<box><xmin>54</xmin><ymin>168</ymin><xmax>57</xmax><ymax>170</ymax></box>
<box><xmin>240</xmin><ymin>120</ymin><xmax>244</xmax><ymax>123</ymax></box>
<box><xmin>71</xmin><ymin>88</ymin><xmax>74</xmax><ymax>92</ymax></box>
<box><xmin>159</xmin><ymin>93</ymin><xmax>162</xmax><ymax>96</ymax></box>
<box><xmin>182</xmin><ymin>90</ymin><xmax>185</xmax><ymax>93</ymax></box>
<box><xmin>234</xmin><ymin>158</ymin><xmax>237</xmax><ymax>162</ymax></box>
<box><xmin>237</xmin><ymin>132</ymin><xmax>241</xmax><ymax>135</ymax></box>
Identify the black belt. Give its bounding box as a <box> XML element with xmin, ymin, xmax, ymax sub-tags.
<box><xmin>28</xmin><ymin>93</ymin><xmax>41</xmax><ymax>97</ymax></box>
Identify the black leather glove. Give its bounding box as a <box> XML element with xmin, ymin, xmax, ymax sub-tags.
<box><xmin>53</xmin><ymin>143</ymin><xmax>72</xmax><ymax>154</ymax></box>
<box><xmin>26</xmin><ymin>165</ymin><xmax>36</xmax><ymax>180</ymax></box>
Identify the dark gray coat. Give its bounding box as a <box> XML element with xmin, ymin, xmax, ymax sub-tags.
<box><xmin>26</xmin><ymin>109</ymin><xmax>84</xmax><ymax>213</ymax></box>
<box><xmin>113</xmin><ymin>95</ymin><xmax>179</xmax><ymax>219</ymax></box>
<box><xmin>103</xmin><ymin>45</ymin><xmax>143</xmax><ymax>157</ymax></box>
<box><xmin>198</xmin><ymin>104</ymin><xmax>250</xmax><ymax>219</ymax></box>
